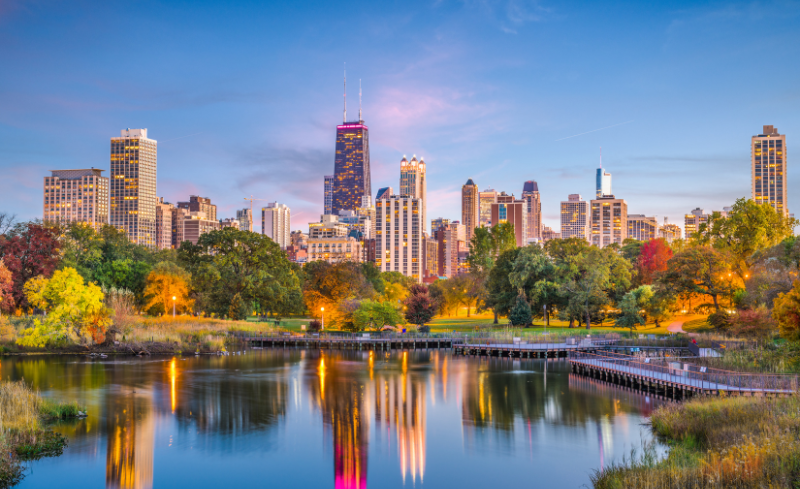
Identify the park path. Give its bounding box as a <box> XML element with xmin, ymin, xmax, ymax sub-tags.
<box><xmin>666</xmin><ymin>315</ymin><xmax>703</xmax><ymax>335</ymax></box>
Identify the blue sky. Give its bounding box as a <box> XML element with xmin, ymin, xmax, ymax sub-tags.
<box><xmin>1</xmin><ymin>0</ymin><xmax>799</xmax><ymax>234</ymax></box>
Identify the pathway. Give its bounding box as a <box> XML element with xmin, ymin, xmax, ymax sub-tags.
<box><xmin>667</xmin><ymin>315</ymin><xmax>703</xmax><ymax>335</ymax></box>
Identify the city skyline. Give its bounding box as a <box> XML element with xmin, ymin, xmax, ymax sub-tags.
<box><xmin>1</xmin><ymin>1</ymin><xmax>798</xmax><ymax>234</ymax></box>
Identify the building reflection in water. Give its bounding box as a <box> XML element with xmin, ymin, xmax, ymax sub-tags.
<box><xmin>105</xmin><ymin>387</ymin><xmax>154</xmax><ymax>489</ymax></box>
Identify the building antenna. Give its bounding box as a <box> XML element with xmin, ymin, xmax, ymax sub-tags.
<box><xmin>359</xmin><ymin>79</ymin><xmax>362</xmax><ymax>122</ymax></box>
<box><xmin>343</xmin><ymin>63</ymin><xmax>347</xmax><ymax>123</ymax></box>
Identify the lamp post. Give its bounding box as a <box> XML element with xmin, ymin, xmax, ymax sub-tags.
<box><xmin>321</xmin><ymin>307</ymin><xmax>324</xmax><ymax>331</ymax></box>
<box><xmin>543</xmin><ymin>304</ymin><xmax>547</xmax><ymax>335</ymax></box>
<box><xmin>172</xmin><ymin>296</ymin><xmax>176</xmax><ymax>318</ymax></box>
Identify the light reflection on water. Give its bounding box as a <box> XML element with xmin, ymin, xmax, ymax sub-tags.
<box><xmin>4</xmin><ymin>349</ymin><xmax>666</xmax><ymax>489</ymax></box>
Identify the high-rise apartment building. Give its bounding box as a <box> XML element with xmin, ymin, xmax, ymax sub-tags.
<box><xmin>684</xmin><ymin>208</ymin><xmax>707</xmax><ymax>238</ymax></box>
<box><xmin>181</xmin><ymin>212</ymin><xmax>220</xmax><ymax>245</ymax></box>
<box><xmin>461</xmin><ymin>179</ymin><xmax>479</xmax><ymax>246</ymax></box>
<box><xmin>752</xmin><ymin>125</ymin><xmax>788</xmax><ymax>216</ymax></box>
<box><xmin>596</xmin><ymin>153</ymin><xmax>612</xmax><ymax>198</ymax></box>
<box><xmin>324</xmin><ymin>175</ymin><xmax>334</xmax><ymax>215</ymax></box>
<box><xmin>43</xmin><ymin>168</ymin><xmax>108</xmax><ymax>229</ymax></box>
<box><xmin>542</xmin><ymin>226</ymin><xmax>561</xmax><ymax>242</ymax></box>
<box><xmin>627</xmin><ymin>214</ymin><xmax>659</xmax><ymax>241</ymax></box>
<box><xmin>357</xmin><ymin>196</ymin><xmax>376</xmax><ymax>238</ymax></box>
<box><xmin>434</xmin><ymin>222</ymin><xmax>464</xmax><ymax>278</ymax></box>
<box><xmin>262</xmin><ymin>202</ymin><xmax>291</xmax><ymax>249</ymax></box>
<box><xmin>337</xmin><ymin>210</ymin><xmax>373</xmax><ymax>239</ymax></box>
<box><xmin>660</xmin><ymin>219</ymin><xmax>681</xmax><ymax>243</ymax></box>
<box><xmin>560</xmin><ymin>194</ymin><xmax>590</xmax><ymax>241</ymax></box>
<box><xmin>177</xmin><ymin>196</ymin><xmax>216</xmax><ymax>222</ymax></box>
<box><xmin>423</xmin><ymin>236</ymin><xmax>439</xmax><ymax>280</ymax></box>
<box><xmin>309</xmin><ymin>214</ymin><xmax>349</xmax><ymax>239</ymax></box>
<box><xmin>236</xmin><ymin>208</ymin><xmax>253</xmax><ymax>232</ymax></box>
<box><xmin>375</xmin><ymin>194</ymin><xmax>423</xmax><ymax>282</ymax></box>
<box><xmin>491</xmin><ymin>193</ymin><xmax>527</xmax><ymax>247</ymax></box>
<box><xmin>431</xmin><ymin>217</ymin><xmax>450</xmax><ymax>234</ymax></box>
<box><xmin>590</xmin><ymin>196</ymin><xmax>627</xmax><ymax>247</ymax></box>
<box><xmin>521</xmin><ymin>180</ymin><xmax>542</xmax><ymax>241</ymax></box>
<box><xmin>110</xmin><ymin>128</ymin><xmax>157</xmax><ymax>247</ymax></box>
<box><xmin>478</xmin><ymin>189</ymin><xmax>497</xmax><ymax>227</ymax></box>
<box><xmin>155</xmin><ymin>198</ymin><xmax>174</xmax><ymax>250</ymax></box>
<box><xmin>376</xmin><ymin>187</ymin><xmax>393</xmax><ymax>201</ymax></box>
<box><xmin>307</xmin><ymin>236</ymin><xmax>362</xmax><ymax>264</ymax></box>
<box><xmin>400</xmin><ymin>155</ymin><xmax>427</xmax><ymax>228</ymax></box>
<box><xmin>171</xmin><ymin>207</ymin><xmax>190</xmax><ymax>248</ymax></box>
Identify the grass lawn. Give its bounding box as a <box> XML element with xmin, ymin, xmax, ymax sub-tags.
<box><xmin>682</xmin><ymin>317</ymin><xmax>714</xmax><ymax>333</ymax></box>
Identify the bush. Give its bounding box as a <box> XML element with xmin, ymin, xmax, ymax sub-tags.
<box><xmin>707</xmin><ymin>311</ymin><xmax>733</xmax><ymax>330</ymax></box>
<box><xmin>508</xmin><ymin>296</ymin><xmax>532</xmax><ymax>327</ymax></box>
<box><xmin>728</xmin><ymin>308</ymin><xmax>776</xmax><ymax>339</ymax></box>
<box><xmin>417</xmin><ymin>325</ymin><xmax>430</xmax><ymax>333</ymax></box>
<box><xmin>308</xmin><ymin>320</ymin><xmax>322</xmax><ymax>332</ymax></box>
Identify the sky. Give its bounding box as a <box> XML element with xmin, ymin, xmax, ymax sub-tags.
<box><xmin>1</xmin><ymin>0</ymin><xmax>799</xmax><ymax>234</ymax></box>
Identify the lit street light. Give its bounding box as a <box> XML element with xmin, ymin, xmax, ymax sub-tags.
<box><xmin>321</xmin><ymin>307</ymin><xmax>324</xmax><ymax>331</ymax></box>
<box><xmin>172</xmin><ymin>296</ymin><xmax>176</xmax><ymax>318</ymax></box>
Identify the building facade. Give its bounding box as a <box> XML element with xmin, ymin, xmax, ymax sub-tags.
<box><xmin>171</xmin><ymin>207</ymin><xmax>190</xmax><ymax>248</ymax></box>
<box><xmin>110</xmin><ymin>128</ymin><xmax>157</xmax><ymax>247</ymax></box>
<box><xmin>430</xmin><ymin>217</ymin><xmax>450</xmax><ymax>235</ymax></box>
<box><xmin>43</xmin><ymin>168</ymin><xmax>109</xmax><ymax>229</ymax></box>
<box><xmin>324</xmin><ymin>175</ymin><xmax>334</xmax><ymax>215</ymax></box>
<box><xmin>752</xmin><ymin>125</ymin><xmax>788</xmax><ymax>216</ymax></box>
<box><xmin>560</xmin><ymin>194</ymin><xmax>590</xmax><ymax>241</ymax></box>
<box><xmin>155</xmin><ymin>198</ymin><xmax>174</xmax><ymax>250</ymax></box>
<box><xmin>590</xmin><ymin>196</ymin><xmax>627</xmax><ymax>247</ymax></box>
<box><xmin>307</xmin><ymin>237</ymin><xmax>362</xmax><ymax>264</ymax></box>
<box><xmin>332</xmin><ymin>122</ymin><xmax>371</xmax><ymax>214</ymax></box>
<box><xmin>627</xmin><ymin>214</ymin><xmax>659</xmax><ymax>241</ymax></box>
<box><xmin>478</xmin><ymin>189</ymin><xmax>497</xmax><ymax>227</ymax></box>
<box><xmin>236</xmin><ymin>208</ymin><xmax>253</xmax><ymax>232</ymax></box>
<box><xmin>181</xmin><ymin>212</ymin><xmax>220</xmax><ymax>245</ymax></box>
<box><xmin>262</xmin><ymin>202</ymin><xmax>291</xmax><ymax>248</ymax></box>
<box><xmin>400</xmin><ymin>155</ymin><xmax>427</xmax><ymax>229</ymax></box>
<box><xmin>177</xmin><ymin>196</ymin><xmax>216</xmax><ymax>222</ymax></box>
<box><xmin>434</xmin><ymin>222</ymin><xmax>464</xmax><ymax>278</ymax></box>
<box><xmin>375</xmin><ymin>195</ymin><xmax>423</xmax><ymax>282</ymax></box>
<box><xmin>309</xmin><ymin>214</ymin><xmax>349</xmax><ymax>239</ymax></box>
<box><xmin>684</xmin><ymin>208</ymin><xmax>708</xmax><ymax>238</ymax></box>
<box><xmin>596</xmin><ymin>165</ymin><xmax>612</xmax><ymax>198</ymax></box>
<box><xmin>423</xmin><ymin>236</ymin><xmax>438</xmax><ymax>280</ymax></box>
<box><xmin>522</xmin><ymin>180</ymin><xmax>542</xmax><ymax>241</ymax></box>
<box><xmin>542</xmin><ymin>226</ymin><xmax>561</xmax><ymax>242</ymax></box>
<box><xmin>461</xmin><ymin>179</ymin><xmax>479</xmax><ymax>247</ymax></box>
<box><xmin>660</xmin><ymin>220</ymin><xmax>681</xmax><ymax>243</ymax></box>
<box><xmin>490</xmin><ymin>193</ymin><xmax>527</xmax><ymax>247</ymax></box>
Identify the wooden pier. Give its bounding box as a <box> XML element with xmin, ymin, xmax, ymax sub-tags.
<box><xmin>569</xmin><ymin>351</ymin><xmax>798</xmax><ymax>398</ymax></box>
<box><xmin>232</xmin><ymin>332</ymin><xmax>463</xmax><ymax>351</ymax></box>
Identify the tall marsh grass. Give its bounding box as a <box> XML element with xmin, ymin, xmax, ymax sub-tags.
<box><xmin>122</xmin><ymin>316</ymin><xmax>273</xmax><ymax>351</ymax></box>
<box><xmin>592</xmin><ymin>395</ymin><xmax>800</xmax><ymax>488</ymax></box>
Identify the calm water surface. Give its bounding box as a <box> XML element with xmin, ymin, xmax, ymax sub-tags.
<box><xmin>4</xmin><ymin>349</ymin><xmax>664</xmax><ymax>488</ymax></box>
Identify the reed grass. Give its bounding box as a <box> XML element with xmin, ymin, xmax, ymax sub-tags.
<box><xmin>120</xmin><ymin>316</ymin><xmax>273</xmax><ymax>352</ymax></box>
<box><xmin>592</xmin><ymin>395</ymin><xmax>800</xmax><ymax>488</ymax></box>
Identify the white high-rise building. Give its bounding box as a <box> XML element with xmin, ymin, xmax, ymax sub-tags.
<box><xmin>262</xmin><ymin>202</ymin><xmax>291</xmax><ymax>249</ymax></box>
<box><xmin>400</xmin><ymin>155</ymin><xmax>427</xmax><ymax>231</ymax></box>
<box><xmin>752</xmin><ymin>125</ymin><xmax>788</xmax><ymax>216</ymax></box>
<box><xmin>236</xmin><ymin>208</ymin><xmax>253</xmax><ymax>232</ymax></box>
<box><xmin>43</xmin><ymin>168</ymin><xmax>109</xmax><ymax>229</ymax></box>
<box><xmin>110</xmin><ymin>128</ymin><xmax>157</xmax><ymax>247</ymax></box>
<box><xmin>560</xmin><ymin>194</ymin><xmax>590</xmax><ymax>241</ymax></box>
<box><xmin>376</xmin><ymin>194</ymin><xmax>423</xmax><ymax>282</ymax></box>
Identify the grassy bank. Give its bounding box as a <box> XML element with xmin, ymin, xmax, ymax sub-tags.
<box><xmin>0</xmin><ymin>381</ymin><xmax>79</xmax><ymax>486</ymax></box>
<box><xmin>593</xmin><ymin>395</ymin><xmax>800</xmax><ymax>488</ymax></box>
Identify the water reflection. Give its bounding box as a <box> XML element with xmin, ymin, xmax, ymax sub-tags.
<box><xmin>4</xmin><ymin>351</ymin><xmax>663</xmax><ymax>489</ymax></box>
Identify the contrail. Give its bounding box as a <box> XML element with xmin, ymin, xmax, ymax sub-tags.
<box><xmin>555</xmin><ymin>120</ymin><xmax>634</xmax><ymax>142</ymax></box>
<box><xmin>159</xmin><ymin>132</ymin><xmax>204</xmax><ymax>143</ymax></box>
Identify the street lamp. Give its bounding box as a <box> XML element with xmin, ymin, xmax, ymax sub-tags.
<box><xmin>543</xmin><ymin>305</ymin><xmax>547</xmax><ymax>335</ymax></box>
<box><xmin>172</xmin><ymin>296</ymin><xmax>176</xmax><ymax>317</ymax></box>
<box><xmin>321</xmin><ymin>307</ymin><xmax>325</xmax><ymax>331</ymax></box>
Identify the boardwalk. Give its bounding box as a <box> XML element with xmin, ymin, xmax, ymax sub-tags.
<box><xmin>570</xmin><ymin>351</ymin><xmax>798</xmax><ymax>398</ymax></box>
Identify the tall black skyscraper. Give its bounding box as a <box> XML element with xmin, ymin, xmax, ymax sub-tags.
<box><xmin>331</xmin><ymin>73</ymin><xmax>371</xmax><ymax>214</ymax></box>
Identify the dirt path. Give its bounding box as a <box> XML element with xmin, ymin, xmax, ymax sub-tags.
<box><xmin>667</xmin><ymin>315</ymin><xmax>703</xmax><ymax>335</ymax></box>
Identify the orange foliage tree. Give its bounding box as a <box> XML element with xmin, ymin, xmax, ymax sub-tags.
<box><xmin>638</xmin><ymin>238</ymin><xmax>673</xmax><ymax>284</ymax></box>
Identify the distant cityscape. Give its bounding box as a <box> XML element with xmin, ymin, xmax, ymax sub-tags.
<box><xmin>41</xmin><ymin>83</ymin><xmax>789</xmax><ymax>285</ymax></box>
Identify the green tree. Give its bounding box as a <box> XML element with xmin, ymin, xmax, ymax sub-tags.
<box><xmin>773</xmin><ymin>280</ymin><xmax>800</xmax><ymax>342</ymax></box>
<box><xmin>696</xmin><ymin>198</ymin><xmax>798</xmax><ymax>280</ymax></box>
<box><xmin>658</xmin><ymin>246</ymin><xmax>731</xmax><ymax>312</ymax></box>
<box><xmin>19</xmin><ymin>267</ymin><xmax>109</xmax><ymax>346</ymax></box>
<box><xmin>509</xmin><ymin>244</ymin><xmax>557</xmax><ymax>325</ymax></box>
<box><xmin>615</xmin><ymin>285</ymin><xmax>654</xmax><ymax>332</ymax></box>
<box><xmin>621</xmin><ymin>238</ymin><xmax>644</xmax><ymax>264</ymax></box>
<box><xmin>508</xmin><ymin>295</ymin><xmax>532</xmax><ymax>326</ymax></box>
<box><xmin>485</xmin><ymin>248</ymin><xmax>520</xmax><ymax>323</ymax></box>
<box><xmin>353</xmin><ymin>300</ymin><xmax>404</xmax><ymax>331</ymax></box>
<box><xmin>467</xmin><ymin>227</ymin><xmax>495</xmax><ymax>273</ymax></box>
<box><xmin>491</xmin><ymin>222</ymin><xmax>517</xmax><ymax>255</ymax></box>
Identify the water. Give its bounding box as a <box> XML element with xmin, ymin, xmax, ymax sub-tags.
<box><xmin>3</xmin><ymin>349</ymin><xmax>665</xmax><ymax>488</ymax></box>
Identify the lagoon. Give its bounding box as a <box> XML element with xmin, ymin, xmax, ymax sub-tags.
<box><xmin>5</xmin><ymin>349</ymin><xmax>664</xmax><ymax>488</ymax></box>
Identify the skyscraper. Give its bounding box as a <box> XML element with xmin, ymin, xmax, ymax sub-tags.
<box><xmin>461</xmin><ymin>179</ymin><xmax>479</xmax><ymax>246</ymax></box>
<box><xmin>684</xmin><ymin>207</ymin><xmax>708</xmax><ymax>238</ymax></box>
<box><xmin>478</xmin><ymin>189</ymin><xmax>497</xmax><ymax>227</ymax></box>
<box><xmin>596</xmin><ymin>150</ymin><xmax>612</xmax><ymax>198</ymax></box>
<box><xmin>236</xmin><ymin>208</ymin><xmax>253</xmax><ymax>232</ymax></box>
<box><xmin>155</xmin><ymin>197</ymin><xmax>174</xmax><ymax>250</ymax></box>
<box><xmin>434</xmin><ymin>222</ymin><xmax>463</xmax><ymax>278</ymax></box>
<box><xmin>491</xmin><ymin>193</ymin><xmax>527</xmax><ymax>247</ymax></box>
<box><xmin>110</xmin><ymin>128</ymin><xmax>157</xmax><ymax>247</ymax></box>
<box><xmin>752</xmin><ymin>125</ymin><xmax>788</xmax><ymax>216</ymax></box>
<box><xmin>262</xmin><ymin>202</ymin><xmax>291</xmax><ymax>249</ymax></box>
<box><xmin>590</xmin><ymin>196</ymin><xmax>627</xmax><ymax>247</ymax></box>
<box><xmin>375</xmin><ymin>194</ymin><xmax>423</xmax><ymax>282</ymax></box>
<box><xmin>177</xmin><ymin>196</ymin><xmax>217</xmax><ymax>222</ymax></box>
<box><xmin>560</xmin><ymin>194</ymin><xmax>590</xmax><ymax>241</ymax></box>
<box><xmin>627</xmin><ymin>214</ymin><xmax>659</xmax><ymax>241</ymax></box>
<box><xmin>400</xmin><ymin>155</ymin><xmax>427</xmax><ymax>227</ymax></box>
<box><xmin>521</xmin><ymin>180</ymin><xmax>542</xmax><ymax>241</ymax></box>
<box><xmin>43</xmin><ymin>168</ymin><xmax>108</xmax><ymax>229</ymax></box>
<box><xmin>331</xmin><ymin>74</ymin><xmax>371</xmax><ymax>214</ymax></box>
<box><xmin>324</xmin><ymin>175</ymin><xmax>334</xmax><ymax>215</ymax></box>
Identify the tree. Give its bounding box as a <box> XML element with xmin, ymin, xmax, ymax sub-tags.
<box><xmin>142</xmin><ymin>261</ymin><xmax>193</xmax><ymax>316</ymax></box>
<box><xmin>615</xmin><ymin>285</ymin><xmax>654</xmax><ymax>333</ymax></box>
<box><xmin>360</xmin><ymin>262</ymin><xmax>385</xmax><ymax>295</ymax></box>
<box><xmin>621</xmin><ymin>239</ymin><xmax>644</xmax><ymax>264</ymax></box>
<box><xmin>188</xmin><ymin>228</ymin><xmax>303</xmax><ymax>319</ymax></box>
<box><xmin>404</xmin><ymin>284</ymin><xmax>438</xmax><ymax>329</ymax></box>
<box><xmin>0</xmin><ymin>222</ymin><xmax>61</xmax><ymax>309</ymax></box>
<box><xmin>467</xmin><ymin>226</ymin><xmax>495</xmax><ymax>273</ymax></box>
<box><xmin>638</xmin><ymin>238</ymin><xmax>673</xmax><ymax>284</ymax></box>
<box><xmin>658</xmin><ymin>246</ymin><xmax>731</xmax><ymax>312</ymax></box>
<box><xmin>485</xmin><ymin>248</ymin><xmax>520</xmax><ymax>323</ymax></box>
<box><xmin>696</xmin><ymin>198</ymin><xmax>798</xmax><ymax>280</ymax></box>
<box><xmin>353</xmin><ymin>300</ymin><xmax>404</xmax><ymax>331</ymax></box>
<box><xmin>744</xmin><ymin>237</ymin><xmax>800</xmax><ymax>308</ymax></box>
<box><xmin>18</xmin><ymin>267</ymin><xmax>109</xmax><ymax>346</ymax></box>
<box><xmin>774</xmin><ymin>281</ymin><xmax>800</xmax><ymax>342</ymax></box>
<box><xmin>508</xmin><ymin>295</ymin><xmax>532</xmax><ymax>327</ymax></box>
<box><xmin>0</xmin><ymin>259</ymin><xmax>13</xmax><ymax>313</ymax></box>
<box><xmin>302</xmin><ymin>260</ymin><xmax>375</xmax><ymax>328</ymax></box>
<box><xmin>509</xmin><ymin>244</ymin><xmax>557</xmax><ymax>325</ymax></box>
<box><xmin>490</xmin><ymin>222</ymin><xmax>517</xmax><ymax>256</ymax></box>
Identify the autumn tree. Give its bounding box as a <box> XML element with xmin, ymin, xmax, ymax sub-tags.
<box><xmin>0</xmin><ymin>222</ymin><xmax>61</xmax><ymax>309</ymax></box>
<box><xmin>774</xmin><ymin>281</ymin><xmax>800</xmax><ymax>342</ymax></box>
<box><xmin>143</xmin><ymin>261</ymin><xmax>193</xmax><ymax>315</ymax></box>
<box><xmin>19</xmin><ymin>267</ymin><xmax>110</xmax><ymax>346</ymax></box>
<box><xmin>302</xmin><ymin>260</ymin><xmax>375</xmax><ymax>327</ymax></box>
<box><xmin>638</xmin><ymin>238</ymin><xmax>673</xmax><ymax>284</ymax></box>
<box><xmin>658</xmin><ymin>246</ymin><xmax>731</xmax><ymax>312</ymax></box>
<box><xmin>404</xmin><ymin>284</ymin><xmax>438</xmax><ymax>330</ymax></box>
<box><xmin>0</xmin><ymin>259</ymin><xmax>13</xmax><ymax>313</ymax></box>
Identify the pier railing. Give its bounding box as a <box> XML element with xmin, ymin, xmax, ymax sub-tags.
<box><xmin>570</xmin><ymin>350</ymin><xmax>799</xmax><ymax>392</ymax></box>
<box><xmin>228</xmin><ymin>330</ymin><xmax>463</xmax><ymax>341</ymax></box>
